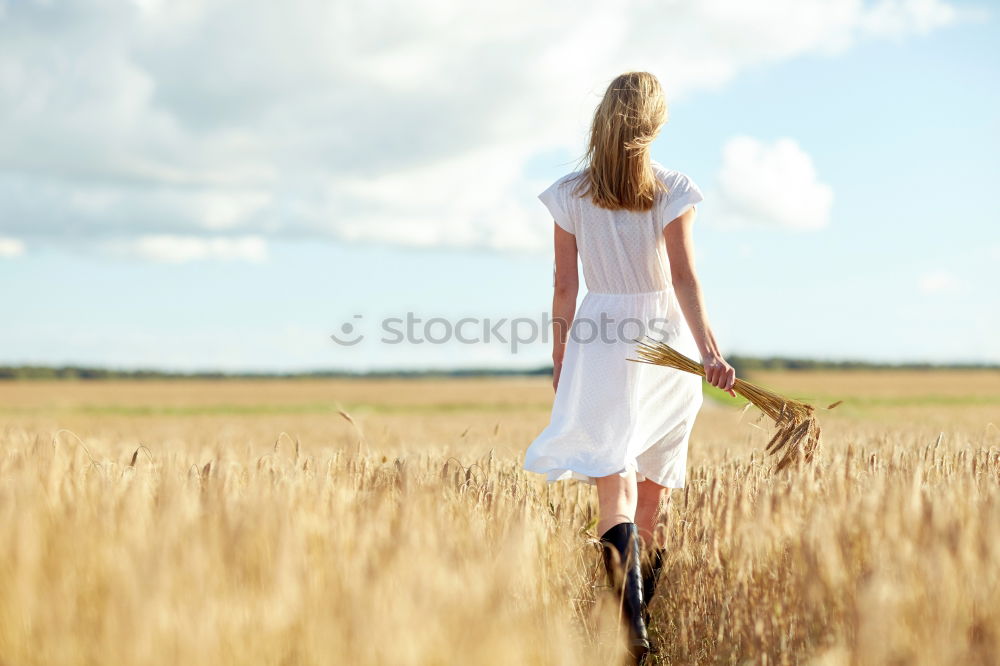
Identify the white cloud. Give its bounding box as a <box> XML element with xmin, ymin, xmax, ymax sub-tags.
<box><xmin>104</xmin><ymin>235</ymin><xmax>268</xmax><ymax>263</ymax></box>
<box><xmin>860</xmin><ymin>0</ymin><xmax>965</xmax><ymax>36</ymax></box>
<box><xmin>918</xmin><ymin>270</ymin><xmax>962</xmax><ymax>293</ymax></box>
<box><xmin>712</xmin><ymin>136</ymin><xmax>834</xmax><ymax>231</ymax></box>
<box><xmin>0</xmin><ymin>236</ymin><xmax>25</xmax><ymax>257</ymax></box>
<box><xmin>0</xmin><ymin>0</ymin><xmax>966</xmax><ymax>254</ymax></box>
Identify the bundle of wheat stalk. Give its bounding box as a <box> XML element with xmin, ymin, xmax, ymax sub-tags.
<box><xmin>631</xmin><ymin>337</ymin><xmax>833</xmax><ymax>472</ymax></box>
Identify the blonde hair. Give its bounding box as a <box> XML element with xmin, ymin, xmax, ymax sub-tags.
<box><xmin>569</xmin><ymin>71</ymin><xmax>669</xmax><ymax>212</ymax></box>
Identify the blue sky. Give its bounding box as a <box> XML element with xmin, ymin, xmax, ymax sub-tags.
<box><xmin>0</xmin><ymin>0</ymin><xmax>997</xmax><ymax>371</ymax></box>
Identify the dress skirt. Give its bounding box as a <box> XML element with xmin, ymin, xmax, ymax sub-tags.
<box><xmin>523</xmin><ymin>287</ymin><xmax>704</xmax><ymax>488</ymax></box>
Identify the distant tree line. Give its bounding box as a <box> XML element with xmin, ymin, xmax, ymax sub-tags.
<box><xmin>0</xmin><ymin>366</ymin><xmax>554</xmax><ymax>380</ymax></box>
<box><xmin>0</xmin><ymin>356</ymin><xmax>997</xmax><ymax>380</ymax></box>
<box><xmin>724</xmin><ymin>355</ymin><xmax>1000</xmax><ymax>375</ymax></box>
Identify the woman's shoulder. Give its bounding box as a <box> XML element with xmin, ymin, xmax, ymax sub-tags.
<box><xmin>650</xmin><ymin>159</ymin><xmax>696</xmax><ymax>190</ymax></box>
<box><xmin>550</xmin><ymin>168</ymin><xmax>587</xmax><ymax>190</ymax></box>
<box><xmin>540</xmin><ymin>169</ymin><xmax>588</xmax><ymax>205</ymax></box>
<box><xmin>650</xmin><ymin>159</ymin><xmax>705</xmax><ymax>222</ymax></box>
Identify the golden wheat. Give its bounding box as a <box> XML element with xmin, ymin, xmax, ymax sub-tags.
<box><xmin>0</xmin><ymin>376</ymin><xmax>997</xmax><ymax>665</ymax></box>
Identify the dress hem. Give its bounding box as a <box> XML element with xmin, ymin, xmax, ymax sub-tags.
<box><xmin>522</xmin><ymin>459</ymin><xmax>686</xmax><ymax>489</ymax></box>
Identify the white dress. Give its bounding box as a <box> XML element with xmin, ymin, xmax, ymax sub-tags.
<box><xmin>523</xmin><ymin>159</ymin><xmax>706</xmax><ymax>488</ymax></box>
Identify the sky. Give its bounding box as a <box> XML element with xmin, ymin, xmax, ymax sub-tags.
<box><xmin>0</xmin><ymin>0</ymin><xmax>997</xmax><ymax>372</ymax></box>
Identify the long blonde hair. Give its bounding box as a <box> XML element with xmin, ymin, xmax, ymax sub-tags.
<box><xmin>569</xmin><ymin>71</ymin><xmax>669</xmax><ymax>212</ymax></box>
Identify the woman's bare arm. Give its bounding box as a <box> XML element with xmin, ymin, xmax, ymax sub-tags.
<box><xmin>552</xmin><ymin>222</ymin><xmax>579</xmax><ymax>391</ymax></box>
<box><xmin>663</xmin><ymin>207</ymin><xmax>736</xmax><ymax>396</ymax></box>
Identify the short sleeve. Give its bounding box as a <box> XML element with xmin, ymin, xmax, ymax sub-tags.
<box><xmin>660</xmin><ymin>173</ymin><xmax>704</xmax><ymax>229</ymax></box>
<box><xmin>538</xmin><ymin>178</ymin><xmax>575</xmax><ymax>235</ymax></box>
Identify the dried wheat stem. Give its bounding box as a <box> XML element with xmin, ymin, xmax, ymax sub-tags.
<box><xmin>629</xmin><ymin>336</ymin><xmax>824</xmax><ymax>471</ymax></box>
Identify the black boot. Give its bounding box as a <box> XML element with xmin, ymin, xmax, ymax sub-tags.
<box><xmin>600</xmin><ymin>522</ymin><xmax>650</xmax><ymax>664</ymax></box>
<box><xmin>640</xmin><ymin>546</ymin><xmax>666</xmax><ymax>627</ymax></box>
<box><xmin>639</xmin><ymin>546</ymin><xmax>666</xmax><ymax>655</ymax></box>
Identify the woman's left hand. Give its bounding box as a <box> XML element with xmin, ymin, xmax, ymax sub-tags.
<box><xmin>552</xmin><ymin>358</ymin><xmax>563</xmax><ymax>393</ymax></box>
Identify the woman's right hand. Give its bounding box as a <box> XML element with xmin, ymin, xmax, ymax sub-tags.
<box><xmin>702</xmin><ymin>353</ymin><xmax>737</xmax><ymax>397</ymax></box>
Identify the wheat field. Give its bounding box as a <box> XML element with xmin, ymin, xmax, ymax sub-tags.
<box><xmin>1</xmin><ymin>371</ymin><xmax>998</xmax><ymax>665</ymax></box>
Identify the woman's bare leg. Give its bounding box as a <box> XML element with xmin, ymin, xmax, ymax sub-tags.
<box><xmin>635</xmin><ymin>478</ymin><xmax>668</xmax><ymax>549</ymax></box>
<box><xmin>595</xmin><ymin>468</ymin><xmax>639</xmax><ymax>536</ymax></box>
<box><xmin>596</xmin><ymin>468</ymin><xmax>651</xmax><ymax>656</ymax></box>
